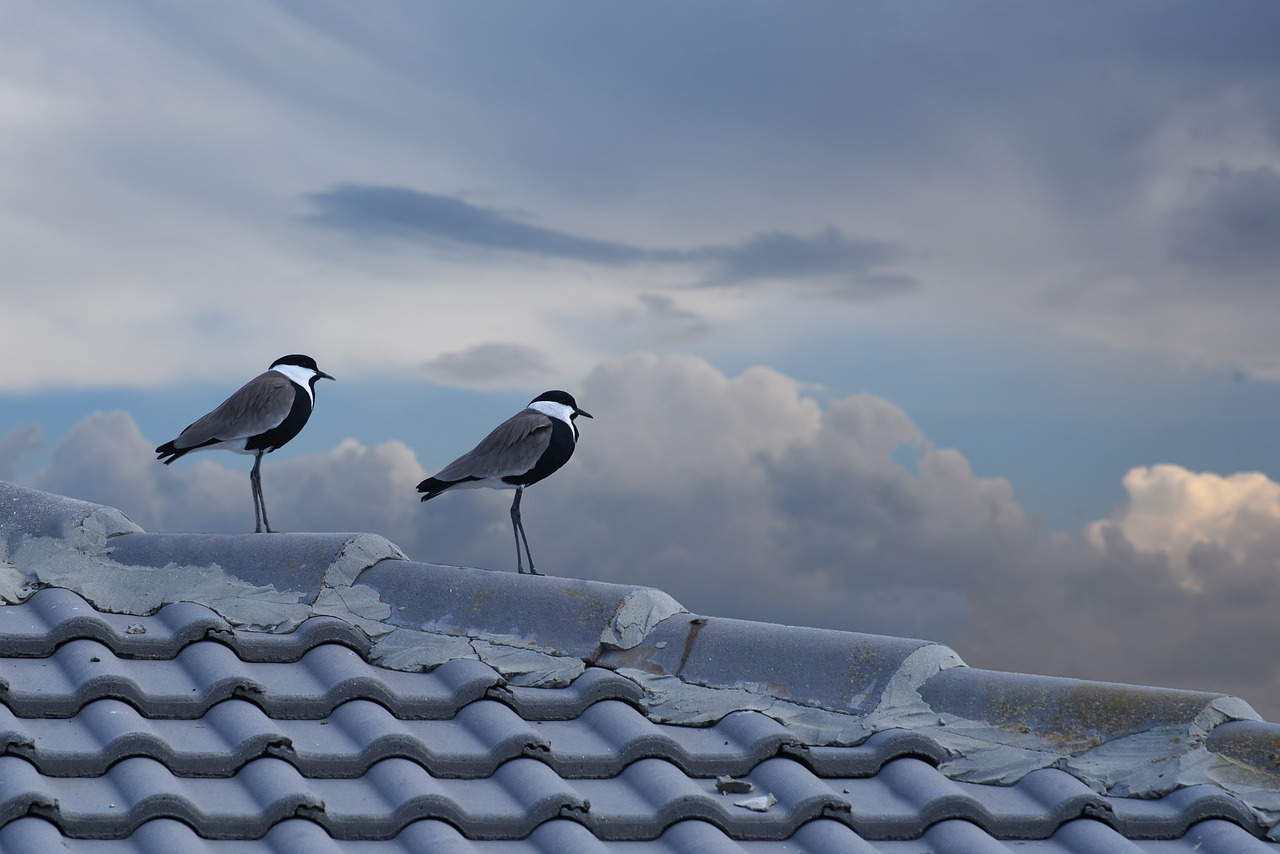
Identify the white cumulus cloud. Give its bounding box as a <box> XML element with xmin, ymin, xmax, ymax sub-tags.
<box><xmin>1087</xmin><ymin>464</ymin><xmax>1280</xmax><ymax>587</ymax></box>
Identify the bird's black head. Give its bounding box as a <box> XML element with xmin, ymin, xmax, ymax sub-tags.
<box><xmin>271</xmin><ymin>354</ymin><xmax>335</xmax><ymax>383</ymax></box>
<box><xmin>530</xmin><ymin>390</ymin><xmax>592</xmax><ymax>419</ymax></box>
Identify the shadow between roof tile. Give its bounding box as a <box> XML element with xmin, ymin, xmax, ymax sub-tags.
<box><xmin>10</xmin><ymin>692</ymin><xmax>804</xmax><ymax>783</ymax></box>
<box><xmin>1182</xmin><ymin>819</ymin><xmax>1280</xmax><ymax>853</ymax></box>
<box><xmin>0</xmin><ymin>587</ymin><xmax>228</xmax><ymax>658</ymax></box>
<box><xmin>908</xmin><ymin>818</ymin><xmax>1053</xmax><ymax>853</ymax></box>
<box><xmin>491</xmin><ymin>666</ymin><xmax>645</xmax><ymax>719</ymax></box>
<box><xmin>4</xmin><ymin>815</ymin><xmax>1276</xmax><ymax>852</ymax></box>
<box><xmin>786</xmin><ymin>729</ymin><xmax>952</xmax><ymax>777</ymax></box>
<box><xmin>315</xmin><ymin>756</ymin><xmax>585</xmax><ymax>839</ymax></box>
<box><xmin>533</xmin><ymin>703</ymin><xmax>798</xmax><ymax>779</ymax></box>
<box><xmin>0</xmin><ymin>698</ymin><xmax>283</xmax><ymax>778</ymax></box>
<box><xmin>296</xmin><ymin>697</ymin><xmax>546</xmax><ymax>778</ymax></box>
<box><xmin>570</xmin><ymin>755</ymin><xmax>851</xmax><ymax>841</ymax></box>
<box><xmin>212</xmin><ymin>615</ymin><xmax>375</xmax><ymax>662</ymax></box>
<box><xmin>0</xmin><ymin>587</ymin><xmax>376</xmax><ymax>664</ymax></box>
<box><xmin>0</xmin><ymin>755</ymin><xmax>588</xmax><ymax>841</ymax></box>
<box><xmin>1104</xmin><ymin>784</ymin><xmax>1263</xmax><ymax>839</ymax></box>
<box><xmin>4</xmin><ymin>696</ymin><xmax>545</xmax><ymax>780</ymax></box>
<box><xmin>0</xmin><ymin>642</ymin><xmax>499</xmax><ymax>719</ymax></box>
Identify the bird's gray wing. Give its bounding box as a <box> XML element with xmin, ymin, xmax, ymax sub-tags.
<box><xmin>172</xmin><ymin>370</ymin><xmax>295</xmax><ymax>449</ymax></box>
<box><xmin>433</xmin><ymin>409</ymin><xmax>553</xmax><ymax>481</ymax></box>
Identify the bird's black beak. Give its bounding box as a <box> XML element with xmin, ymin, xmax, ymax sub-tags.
<box><xmin>576</xmin><ymin>408</ymin><xmax>593</xmax><ymax>419</ymax></box>
<box><xmin>318</xmin><ymin>371</ymin><xmax>336</xmax><ymax>382</ymax></box>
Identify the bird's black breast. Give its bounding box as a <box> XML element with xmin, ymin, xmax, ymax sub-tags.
<box><xmin>505</xmin><ymin>417</ymin><xmax>575</xmax><ymax>487</ymax></box>
<box><xmin>245</xmin><ymin>382</ymin><xmax>312</xmax><ymax>453</ymax></box>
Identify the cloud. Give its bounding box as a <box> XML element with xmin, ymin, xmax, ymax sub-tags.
<box><xmin>1168</xmin><ymin>166</ymin><xmax>1280</xmax><ymax>286</ymax></box>
<box><xmin>304</xmin><ymin>185</ymin><xmax>914</xmax><ymax>298</ymax></box>
<box><xmin>8</xmin><ymin>355</ymin><xmax>1280</xmax><ymax>719</ymax></box>
<box><xmin>419</xmin><ymin>343</ymin><xmax>555</xmax><ymax>389</ymax></box>
<box><xmin>6</xmin><ymin>2</ymin><xmax>1280</xmax><ymax>399</ymax></box>
<box><xmin>304</xmin><ymin>185</ymin><xmax>650</xmax><ymax>265</ymax></box>
<box><xmin>1086</xmin><ymin>464</ymin><xmax>1280</xmax><ymax>588</ymax></box>
<box><xmin>0</xmin><ymin>425</ymin><xmax>43</xmax><ymax>483</ymax></box>
<box><xmin>617</xmin><ymin>294</ymin><xmax>713</xmax><ymax>347</ymax></box>
<box><xmin>563</xmin><ymin>355</ymin><xmax>1033</xmax><ymax>641</ymax></box>
<box><xmin>26</xmin><ymin>410</ymin><xmax>430</xmax><ymax>541</ymax></box>
<box><xmin>690</xmin><ymin>228</ymin><xmax>917</xmax><ymax>298</ymax></box>
<box><xmin>959</xmin><ymin>461</ymin><xmax>1280</xmax><ymax>712</ymax></box>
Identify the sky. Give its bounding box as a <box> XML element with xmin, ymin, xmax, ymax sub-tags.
<box><xmin>3</xmin><ymin>1</ymin><xmax>1280</xmax><ymax>717</ymax></box>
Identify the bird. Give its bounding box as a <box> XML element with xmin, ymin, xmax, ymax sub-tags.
<box><xmin>155</xmin><ymin>354</ymin><xmax>335</xmax><ymax>533</ymax></box>
<box><xmin>417</xmin><ymin>390</ymin><xmax>592</xmax><ymax>575</ymax></box>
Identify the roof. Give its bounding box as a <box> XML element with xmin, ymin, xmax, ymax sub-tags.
<box><xmin>1</xmin><ymin>479</ymin><xmax>1278</xmax><ymax>851</ymax></box>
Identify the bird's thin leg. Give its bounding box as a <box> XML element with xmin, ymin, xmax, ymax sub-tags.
<box><xmin>509</xmin><ymin>486</ymin><xmax>524</xmax><ymax>573</ymax></box>
<box><xmin>517</xmin><ymin>514</ymin><xmax>538</xmax><ymax>576</ymax></box>
<box><xmin>509</xmin><ymin>486</ymin><xmax>540</xmax><ymax>575</ymax></box>
<box><xmin>251</xmin><ymin>451</ymin><xmax>274</xmax><ymax>533</ymax></box>
<box><xmin>250</xmin><ymin>458</ymin><xmax>263</xmax><ymax>533</ymax></box>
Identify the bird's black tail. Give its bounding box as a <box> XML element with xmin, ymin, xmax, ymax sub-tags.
<box><xmin>417</xmin><ymin>475</ymin><xmax>481</xmax><ymax>502</ymax></box>
<box><xmin>155</xmin><ymin>441</ymin><xmax>185</xmax><ymax>465</ymax></box>
<box><xmin>157</xmin><ymin>435</ymin><xmax>221</xmax><ymax>464</ymax></box>
<box><xmin>417</xmin><ymin>477</ymin><xmax>448</xmax><ymax>502</ymax></box>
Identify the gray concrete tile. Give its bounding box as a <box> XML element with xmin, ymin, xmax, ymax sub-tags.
<box><xmin>0</xmin><ymin>639</ymin><xmax>499</xmax><ymax>718</ymax></box>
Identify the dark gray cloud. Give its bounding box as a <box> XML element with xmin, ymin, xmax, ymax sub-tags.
<box><xmin>695</xmin><ymin>229</ymin><xmax>897</xmax><ymax>281</ymax></box>
<box><xmin>304</xmin><ymin>185</ymin><xmax>649</xmax><ymax>265</ymax></box>
<box><xmin>692</xmin><ymin>228</ymin><xmax>916</xmax><ymax>298</ymax></box>
<box><xmin>419</xmin><ymin>343</ymin><xmax>554</xmax><ymax>388</ymax></box>
<box><xmin>1168</xmin><ymin>166</ymin><xmax>1280</xmax><ymax>285</ymax></box>
<box><xmin>690</xmin><ymin>229</ymin><xmax>916</xmax><ymax>298</ymax></box>
<box><xmin>305</xmin><ymin>185</ymin><xmax>914</xmax><ymax>297</ymax></box>
<box><xmin>278</xmin><ymin>2</ymin><xmax>1280</xmax><ymax>210</ymax></box>
<box><xmin>10</xmin><ymin>353</ymin><xmax>1280</xmax><ymax>719</ymax></box>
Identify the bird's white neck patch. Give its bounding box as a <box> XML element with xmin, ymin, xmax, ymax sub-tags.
<box><xmin>529</xmin><ymin>400</ymin><xmax>576</xmax><ymax>433</ymax></box>
<box><xmin>272</xmin><ymin>364</ymin><xmax>318</xmax><ymax>403</ymax></box>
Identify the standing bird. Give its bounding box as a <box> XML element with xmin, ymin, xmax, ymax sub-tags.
<box><xmin>155</xmin><ymin>354</ymin><xmax>335</xmax><ymax>533</ymax></box>
<box><xmin>417</xmin><ymin>390</ymin><xmax>592</xmax><ymax>575</ymax></box>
